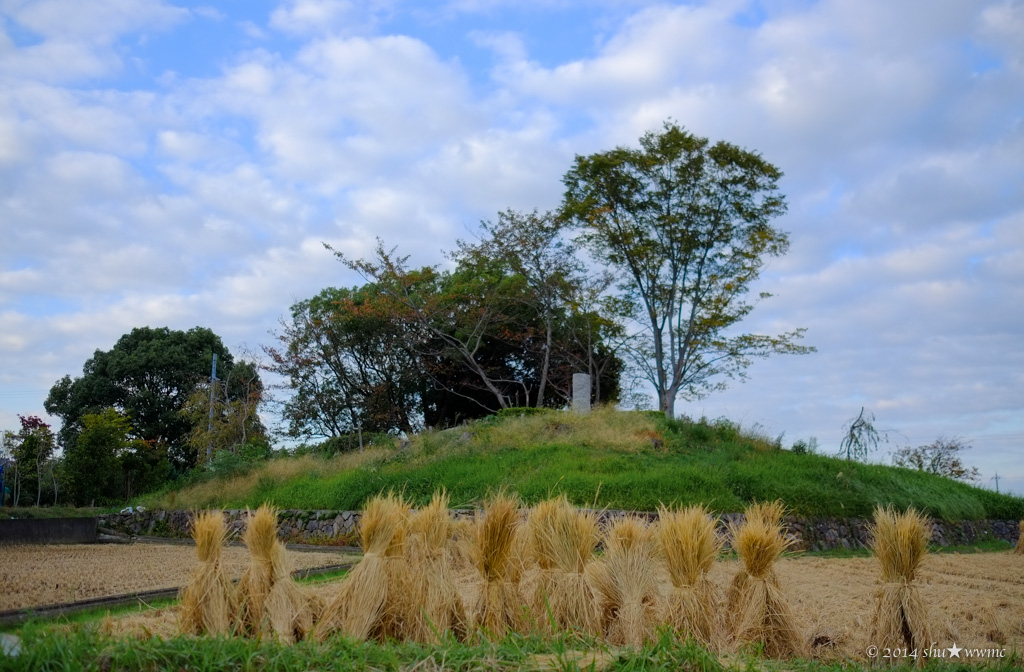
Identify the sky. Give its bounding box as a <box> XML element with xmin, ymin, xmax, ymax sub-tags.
<box><xmin>1</xmin><ymin>0</ymin><xmax>1022</xmax><ymax>495</ymax></box>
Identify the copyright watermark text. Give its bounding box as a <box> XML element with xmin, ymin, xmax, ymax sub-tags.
<box><xmin>866</xmin><ymin>643</ymin><xmax>1006</xmax><ymax>660</ymax></box>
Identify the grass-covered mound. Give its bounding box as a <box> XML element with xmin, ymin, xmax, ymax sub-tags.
<box><xmin>140</xmin><ymin>409</ymin><xmax>1024</xmax><ymax>520</ymax></box>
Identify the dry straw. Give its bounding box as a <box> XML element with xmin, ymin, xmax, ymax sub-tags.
<box><xmin>236</xmin><ymin>504</ymin><xmax>277</xmax><ymax>636</ymax></box>
<box><xmin>178</xmin><ymin>510</ymin><xmax>237</xmax><ymax>636</ymax></box>
<box><xmin>235</xmin><ymin>503</ymin><xmax>318</xmax><ymax>642</ymax></box>
<box><xmin>1015</xmin><ymin>521</ymin><xmax>1024</xmax><ymax>555</ymax></box>
<box><xmin>469</xmin><ymin>491</ymin><xmax>526</xmax><ymax>639</ymax></box>
<box><xmin>264</xmin><ymin>541</ymin><xmax>320</xmax><ymax>643</ymax></box>
<box><xmin>526</xmin><ymin>495</ymin><xmax>600</xmax><ymax>635</ymax></box>
<box><xmin>655</xmin><ymin>504</ymin><xmax>723</xmax><ymax>649</ymax></box>
<box><xmin>726</xmin><ymin>501</ymin><xmax>803</xmax><ymax>658</ymax></box>
<box><xmin>402</xmin><ymin>490</ymin><xmax>468</xmax><ymax>642</ymax></box>
<box><xmin>588</xmin><ymin>516</ymin><xmax>661</xmax><ymax>647</ymax></box>
<box><xmin>314</xmin><ymin>491</ymin><xmax>409</xmax><ymax>642</ymax></box>
<box><xmin>869</xmin><ymin>506</ymin><xmax>932</xmax><ymax>655</ymax></box>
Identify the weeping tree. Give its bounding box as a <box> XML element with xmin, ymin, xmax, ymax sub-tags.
<box><xmin>840</xmin><ymin>407</ymin><xmax>887</xmax><ymax>461</ymax></box>
<box><xmin>182</xmin><ymin>359</ymin><xmax>268</xmax><ymax>461</ymax></box>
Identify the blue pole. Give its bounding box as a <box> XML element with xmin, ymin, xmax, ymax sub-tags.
<box><xmin>206</xmin><ymin>353</ymin><xmax>218</xmax><ymax>465</ymax></box>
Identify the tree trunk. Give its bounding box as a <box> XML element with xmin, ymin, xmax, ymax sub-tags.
<box><xmin>660</xmin><ymin>388</ymin><xmax>676</xmax><ymax>419</ymax></box>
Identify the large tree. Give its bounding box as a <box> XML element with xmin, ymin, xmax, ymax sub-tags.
<box><xmin>45</xmin><ymin>326</ymin><xmax>247</xmax><ymax>472</ymax></box>
<box><xmin>451</xmin><ymin>209</ymin><xmax>624</xmax><ymax>410</ymax></box>
<box><xmin>561</xmin><ymin>122</ymin><xmax>813</xmax><ymax>417</ymax></box>
<box><xmin>265</xmin><ymin>285</ymin><xmax>424</xmax><ymax>439</ymax></box>
<box><xmin>330</xmin><ymin>238</ymin><xmax>623</xmax><ymax>423</ymax></box>
<box><xmin>333</xmin><ymin>242</ymin><xmax>523</xmax><ymax>414</ymax></box>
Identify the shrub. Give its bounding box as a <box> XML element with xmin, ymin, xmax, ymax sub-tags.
<box><xmin>497</xmin><ymin>406</ymin><xmax>553</xmax><ymax>419</ymax></box>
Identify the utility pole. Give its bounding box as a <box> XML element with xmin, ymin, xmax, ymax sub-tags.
<box><xmin>991</xmin><ymin>472</ymin><xmax>1001</xmax><ymax>494</ymax></box>
<box><xmin>207</xmin><ymin>353</ymin><xmax>218</xmax><ymax>466</ymax></box>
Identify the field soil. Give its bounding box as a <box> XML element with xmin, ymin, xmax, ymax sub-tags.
<box><xmin>758</xmin><ymin>552</ymin><xmax>1023</xmax><ymax>660</ymax></box>
<box><xmin>0</xmin><ymin>543</ymin><xmax>358</xmax><ymax>611</ymax></box>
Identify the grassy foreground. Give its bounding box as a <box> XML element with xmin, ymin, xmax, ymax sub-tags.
<box><xmin>5</xmin><ymin>624</ymin><xmax>1020</xmax><ymax>672</ymax></box>
<box><xmin>140</xmin><ymin>409</ymin><xmax>1024</xmax><ymax>520</ymax></box>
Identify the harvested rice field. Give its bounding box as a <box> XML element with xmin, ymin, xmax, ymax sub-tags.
<box><xmin>749</xmin><ymin>552</ymin><xmax>1024</xmax><ymax>660</ymax></box>
<box><xmin>0</xmin><ymin>543</ymin><xmax>359</xmax><ymax>612</ymax></box>
<box><xmin>81</xmin><ymin>551</ymin><xmax>1024</xmax><ymax>663</ymax></box>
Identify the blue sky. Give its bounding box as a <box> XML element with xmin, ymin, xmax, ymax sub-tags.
<box><xmin>1</xmin><ymin>0</ymin><xmax>1022</xmax><ymax>494</ymax></box>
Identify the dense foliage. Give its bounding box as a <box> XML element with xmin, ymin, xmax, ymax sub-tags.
<box><xmin>44</xmin><ymin>327</ymin><xmax>257</xmax><ymax>473</ymax></box>
<box><xmin>272</xmin><ymin>209</ymin><xmax>623</xmax><ymax>439</ymax></box>
<box><xmin>58</xmin><ymin>408</ymin><xmax>168</xmax><ymax>505</ymax></box>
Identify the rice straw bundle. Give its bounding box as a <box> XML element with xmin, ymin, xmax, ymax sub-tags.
<box><xmin>868</xmin><ymin>506</ymin><xmax>932</xmax><ymax>655</ymax></box>
<box><xmin>1015</xmin><ymin>521</ymin><xmax>1024</xmax><ymax>555</ymax></box>
<box><xmin>726</xmin><ymin>501</ymin><xmax>802</xmax><ymax>658</ymax></box>
<box><xmin>234</xmin><ymin>503</ymin><xmax>319</xmax><ymax>643</ymax></box>
<box><xmin>655</xmin><ymin>504</ymin><xmax>723</xmax><ymax>649</ymax></box>
<box><xmin>178</xmin><ymin>510</ymin><xmax>237</xmax><ymax>636</ymax></box>
<box><xmin>314</xmin><ymin>491</ymin><xmax>409</xmax><ymax>642</ymax></box>
<box><xmin>526</xmin><ymin>495</ymin><xmax>600</xmax><ymax>635</ymax></box>
<box><xmin>264</xmin><ymin>541</ymin><xmax>321</xmax><ymax>643</ymax></box>
<box><xmin>236</xmin><ymin>504</ymin><xmax>278</xmax><ymax>636</ymax></box>
<box><xmin>449</xmin><ymin>517</ymin><xmax>477</xmax><ymax>575</ymax></box>
<box><xmin>725</xmin><ymin>501</ymin><xmax>784</xmax><ymax>615</ymax></box>
<box><xmin>469</xmin><ymin>491</ymin><xmax>527</xmax><ymax>639</ymax></box>
<box><xmin>402</xmin><ymin>491</ymin><xmax>467</xmax><ymax>642</ymax></box>
<box><xmin>588</xmin><ymin>516</ymin><xmax>661</xmax><ymax>647</ymax></box>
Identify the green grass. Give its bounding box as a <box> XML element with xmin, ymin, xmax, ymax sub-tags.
<box><xmin>138</xmin><ymin>409</ymin><xmax>1024</xmax><ymax>521</ymax></box>
<box><xmin>0</xmin><ymin>595</ymin><xmax>180</xmax><ymax>634</ymax></box>
<box><xmin>3</xmin><ymin>624</ymin><xmax>1019</xmax><ymax>672</ymax></box>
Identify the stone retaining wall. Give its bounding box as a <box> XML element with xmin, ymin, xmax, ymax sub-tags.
<box><xmin>0</xmin><ymin>517</ymin><xmax>98</xmax><ymax>545</ymax></box>
<box><xmin>98</xmin><ymin>508</ymin><xmax>1021</xmax><ymax>552</ymax></box>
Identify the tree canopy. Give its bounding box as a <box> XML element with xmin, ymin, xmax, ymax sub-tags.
<box><xmin>28</xmin><ymin>120</ymin><xmax>817</xmax><ymax>474</ymax></box>
<box><xmin>561</xmin><ymin>121</ymin><xmax>813</xmax><ymax>417</ymax></box>
<box><xmin>44</xmin><ymin>326</ymin><xmax>250</xmax><ymax>472</ymax></box>
<box><xmin>61</xmin><ymin>408</ymin><xmax>169</xmax><ymax>505</ymax></box>
<box><xmin>270</xmin><ymin>221</ymin><xmax>623</xmax><ymax>440</ymax></box>
<box><xmin>265</xmin><ymin>284</ymin><xmax>424</xmax><ymax>439</ymax></box>
<box><xmin>1</xmin><ymin>415</ymin><xmax>55</xmax><ymax>506</ymax></box>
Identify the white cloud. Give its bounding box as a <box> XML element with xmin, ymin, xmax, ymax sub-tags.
<box><xmin>0</xmin><ymin>0</ymin><xmax>1021</xmax><ymax>492</ymax></box>
<box><xmin>269</xmin><ymin>0</ymin><xmax>396</xmax><ymax>36</ymax></box>
<box><xmin>1</xmin><ymin>0</ymin><xmax>186</xmax><ymax>39</ymax></box>
<box><xmin>193</xmin><ymin>6</ymin><xmax>225</xmax><ymax>21</ymax></box>
<box><xmin>0</xmin><ymin>0</ymin><xmax>187</xmax><ymax>81</ymax></box>
<box><xmin>155</xmin><ymin>130</ymin><xmax>229</xmax><ymax>163</ymax></box>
